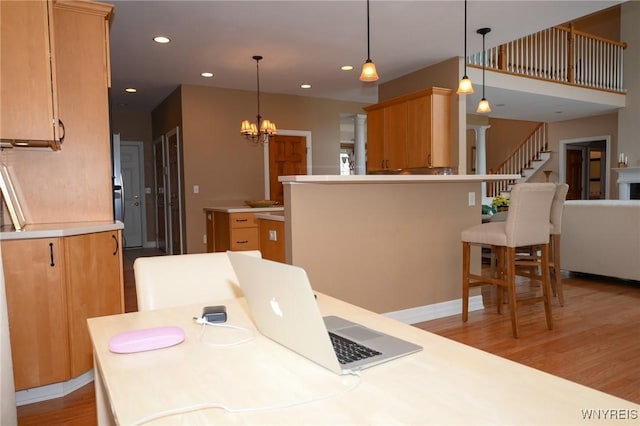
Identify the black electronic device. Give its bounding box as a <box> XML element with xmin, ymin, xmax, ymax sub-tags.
<box><xmin>202</xmin><ymin>305</ymin><xmax>227</xmax><ymax>323</ymax></box>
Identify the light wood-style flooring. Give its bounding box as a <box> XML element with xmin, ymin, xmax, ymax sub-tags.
<box><xmin>16</xmin><ymin>249</ymin><xmax>640</xmax><ymax>425</ymax></box>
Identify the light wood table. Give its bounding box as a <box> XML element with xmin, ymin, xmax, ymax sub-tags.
<box><xmin>88</xmin><ymin>293</ymin><xmax>639</xmax><ymax>425</ymax></box>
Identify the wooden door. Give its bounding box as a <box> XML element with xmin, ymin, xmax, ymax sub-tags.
<box><xmin>566</xmin><ymin>148</ymin><xmax>583</xmax><ymax>200</ymax></box>
<box><xmin>269</xmin><ymin>135</ymin><xmax>307</xmax><ymax>204</ymax></box>
<box><xmin>64</xmin><ymin>231</ymin><xmax>124</xmax><ymax>376</ymax></box>
<box><xmin>384</xmin><ymin>102</ymin><xmax>407</xmax><ymax>169</ymax></box>
<box><xmin>2</xmin><ymin>238</ymin><xmax>69</xmax><ymax>390</ymax></box>
<box><xmin>365</xmin><ymin>108</ymin><xmax>385</xmax><ymax>171</ymax></box>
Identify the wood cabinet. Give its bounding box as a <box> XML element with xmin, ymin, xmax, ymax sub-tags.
<box><xmin>258</xmin><ymin>218</ymin><xmax>286</xmax><ymax>263</ymax></box>
<box><xmin>2</xmin><ymin>230</ymin><xmax>124</xmax><ymax>390</ymax></box>
<box><xmin>2</xmin><ymin>0</ymin><xmax>114</xmax><ymax>224</ymax></box>
<box><xmin>365</xmin><ymin>87</ymin><xmax>452</xmax><ymax>172</ymax></box>
<box><xmin>212</xmin><ymin>212</ymin><xmax>260</xmax><ymax>252</ymax></box>
<box><xmin>0</xmin><ymin>0</ymin><xmax>62</xmax><ymax>147</ymax></box>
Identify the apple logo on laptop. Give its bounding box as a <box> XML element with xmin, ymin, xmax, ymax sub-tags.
<box><xmin>270</xmin><ymin>297</ymin><xmax>284</xmax><ymax>317</ymax></box>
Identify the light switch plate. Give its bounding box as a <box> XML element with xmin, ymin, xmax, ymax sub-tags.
<box><xmin>269</xmin><ymin>230</ymin><xmax>277</xmax><ymax>241</ymax></box>
<box><xmin>468</xmin><ymin>192</ymin><xmax>476</xmax><ymax>206</ymax></box>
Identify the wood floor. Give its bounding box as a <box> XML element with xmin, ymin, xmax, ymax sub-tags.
<box><xmin>16</xmin><ymin>249</ymin><xmax>640</xmax><ymax>425</ymax></box>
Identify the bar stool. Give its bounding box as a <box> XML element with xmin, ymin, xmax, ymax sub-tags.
<box><xmin>461</xmin><ymin>183</ymin><xmax>556</xmax><ymax>338</ymax></box>
<box><xmin>549</xmin><ymin>184</ymin><xmax>569</xmax><ymax>305</ymax></box>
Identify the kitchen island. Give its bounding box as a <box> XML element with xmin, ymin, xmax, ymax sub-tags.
<box><xmin>279</xmin><ymin>174</ymin><xmax>518</xmax><ymax>322</ymax></box>
<box><xmin>203</xmin><ymin>206</ymin><xmax>284</xmax><ymax>253</ymax></box>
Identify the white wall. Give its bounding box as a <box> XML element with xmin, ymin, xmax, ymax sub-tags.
<box><xmin>618</xmin><ymin>1</ymin><xmax>640</xmax><ymax>167</ymax></box>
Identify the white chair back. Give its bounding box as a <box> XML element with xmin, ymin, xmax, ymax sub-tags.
<box><xmin>505</xmin><ymin>183</ymin><xmax>556</xmax><ymax>247</ymax></box>
<box><xmin>134</xmin><ymin>251</ymin><xmax>261</xmax><ymax>311</ymax></box>
<box><xmin>550</xmin><ymin>184</ymin><xmax>569</xmax><ymax>235</ymax></box>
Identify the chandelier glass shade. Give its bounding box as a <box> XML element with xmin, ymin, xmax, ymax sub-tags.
<box><xmin>476</xmin><ymin>27</ymin><xmax>491</xmax><ymax>113</ymax></box>
<box><xmin>241</xmin><ymin>55</ymin><xmax>277</xmax><ymax>143</ymax></box>
<box><xmin>359</xmin><ymin>0</ymin><xmax>379</xmax><ymax>82</ymax></box>
<box><xmin>457</xmin><ymin>0</ymin><xmax>474</xmax><ymax>95</ymax></box>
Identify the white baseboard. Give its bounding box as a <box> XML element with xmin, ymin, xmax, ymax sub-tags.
<box><xmin>15</xmin><ymin>370</ymin><xmax>94</xmax><ymax>406</ymax></box>
<box><xmin>383</xmin><ymin>296</ymin><xmax>484</xmax><ymax>325</ymax></box>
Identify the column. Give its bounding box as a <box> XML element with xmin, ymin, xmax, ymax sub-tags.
<box><xmin>354</xmin><ymin>114</ymin><xmax>367</xmax><ymax>175</ymax></box>
<box><xmin>470</xmin><ymin>125</ymin><xmax>491</xmax><ymax>198</ymax></box>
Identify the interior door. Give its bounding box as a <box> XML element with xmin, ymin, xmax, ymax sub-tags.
<box><xmin>269</xmin><ymin>135</ymin><xmax>307</xmax><ymax>204</ymax></box>
<box><xmin>120</xmin><ymin>143</ymin><xmax>144</xmax><ymax>247</ymax></box>
<box><xmin>166</xmin><ymin>127</ymin><xmax>184</xmax><ymax>255</ymax></box>
<box><xmin>566</xmin><ymin>148</ymin><xmax>583</xmax><ymax>200</ymax></box>
<box><xmin>152</xmin><ymin>137</ymin><xmax>166</xmax><ymax>252</ymax></box>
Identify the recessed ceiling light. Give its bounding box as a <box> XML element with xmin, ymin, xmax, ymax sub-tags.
<box><xmin>125</xmin><ymin>88</ymin><xmax>137</xmax><ymax>93</ymax></box>
<box><xmin>341</xmin><ymin>65</ymin><xmax>354</xmax><ymax>71</ymax></box>
<box><xmin>201</xmin><ymin>72</ymin><xmax>214</xmax><ymax>78</ymax></box>
<box><xmin>300</xmin><ymin>84</ymin><xmax>312</xmax><ymax>89</ymax></box>
<box><xmin>153</xmin><ymin>36</ymin><xmax>171</xmax><ymax>44</ymax></box>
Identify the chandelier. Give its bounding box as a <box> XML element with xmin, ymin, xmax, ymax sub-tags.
<box><xmin>240</xmin><ymin>55</ymin><xmax>277</xmax><ymax>143</ymax></box>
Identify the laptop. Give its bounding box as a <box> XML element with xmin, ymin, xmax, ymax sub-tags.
<box><xmin>227</xmin><ymin>251</ymin><xmax>422</xmax><ymax>375</ymax></box>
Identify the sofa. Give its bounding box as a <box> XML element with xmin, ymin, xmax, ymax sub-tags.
<box><xmin>561</xmin><ymin>200</ymin><xmax>640</xmax><ymax>281</ymax></box>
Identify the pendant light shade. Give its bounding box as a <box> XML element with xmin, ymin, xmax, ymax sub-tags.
<box><xmin>457</xmin><ymin>0</ymin><xmax>474</xmax><ymax>95</ymax></box>
<box><xmin>476</xmin><ymin>27</ymin><xmax>491</xmax><ymax>113</ymax></box>
<box><xmin>359</xmin><ymin>0</ymin><xmax>379</xmax><ymax>82</ymax></box>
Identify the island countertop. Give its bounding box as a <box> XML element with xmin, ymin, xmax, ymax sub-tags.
<box><xmin>0</xmin><ymin>221</ymin><xmax>124</xmax><ymax>240</ymax></box>
<box><xmin>278</xmin><ymin>173</ymin><xmax>519</xmax><ymax>184</ymax></box>
<box><xmin>203</xmin><ymin>206</ymin><xmax>284</xmax><ymax>214</ymax></box>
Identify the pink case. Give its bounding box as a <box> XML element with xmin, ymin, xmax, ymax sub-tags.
<box><xmin>109</xmin><ymin>326</ymin><xmax>185</xmax><ymax>354</ymax></box>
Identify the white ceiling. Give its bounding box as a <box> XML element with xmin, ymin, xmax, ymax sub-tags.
<box><xmin>109</xmin><ymin>0</ymin><xmax>624</xmax><ymax>122</ymax></box>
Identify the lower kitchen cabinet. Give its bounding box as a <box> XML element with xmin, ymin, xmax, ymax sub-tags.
<box><xmin>212</xmin><ymin>211</ymin><xmax>260</xmax><ymax>252</ymax></box>
<box><xmin>1</xmin><ymin>229</ymin><xmax>124</xmax><ymax>390</ymax></box>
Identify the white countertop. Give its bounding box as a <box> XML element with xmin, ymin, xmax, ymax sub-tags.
<box><xmin>203</xmin><ymin>206</ymin><xmax>285</xmax><ymax>214</ymax></box>
<box><xmin>253</xmin><ymin>212</ymin><xmax>285</xmax><ymax>221</ymax></box>
<box><xmin>278</xmin><ymin>174</ymin><xmax>520</xmax><ymax>184</ymax></box>
<box><xmin>0</xmin><ymin>221</ymin><xmax>124</xmax><ymax>240</ymax></box>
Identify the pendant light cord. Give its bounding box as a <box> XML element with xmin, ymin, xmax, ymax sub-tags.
<box><xmin>255</xmin><ymin>56</ymin><xmax>262</xmax><ymax>124</ymax></box>
<box><xmin>463</xmin><ymin>0</ymin><xmax>467</xmax><ymax>75</ymax></box>
<box><xmin>482</xmin><ymin>32</ymin><xmax>486</xmax><ymax>98</ymax></box>
<box><xmin>366</xmin><ymin>0</ymin><xmax>371</xmax><ymax>61</ymax></box>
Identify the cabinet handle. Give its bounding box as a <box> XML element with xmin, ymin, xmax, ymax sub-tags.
<box><xmin>235</xmin><ymin>219</ymin><xmax>248</xmax><ymax>223</ymax></box>
<box><xmin>236</xmin><ymin>240</ymin><xmax>249</xmax><ymax>244</ymax></box>
<box><xmin>58</xmin><ymin>119</ymin><xmax>66</xmax><ymax>142</ymax></box>
<box><xmin>427</xmin><ymin>154</ymin><xmax>432</xmax><ymax>167</ymax></box>
<box><xmin>49</xmin><ymin>243</ymin><xmax>55</xmax><ymax>267</ymax></box>
<box><xmin>112</xmin><ymin>234</ymin><xmax>119</xmax><ymax>256</ymax></box>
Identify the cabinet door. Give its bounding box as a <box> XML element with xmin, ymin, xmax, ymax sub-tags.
<box><xmin>384</xmin><ymin>102</ymin><xmax>408</xmax><ymax>170</ymax></box>
<box><xmin>64</xmin><ymin>231</ymin><xmax>124</xmax><ymax>376</ymax></box>
<box><xmin>366</xmin><ymin>108</ymin><xmax>385</xmax><ymax>172</ymax></box>
<box><xmin>1</xmin><ymin>238</ymin><xmax>69</xmax><ymax>390</ymax></box>
<box><xmin>0</xmin><ymin>0</ymin><xmax>60</xmax><ymax>143</ymax></box>
<box><xmin>429</xmin><ymin>90</ymin><xmax>452</xmax><ymax>167</ymax></box>
<box><xmin>406</xmin><ymin>96</ymin><xmax>431</xmax><ymax>168</ymax></box>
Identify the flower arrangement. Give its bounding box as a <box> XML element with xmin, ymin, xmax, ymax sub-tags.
<box><xmin>491</xmin><ymin>194</ymin><xmax>510</xmax><ymax>210</ymax></box>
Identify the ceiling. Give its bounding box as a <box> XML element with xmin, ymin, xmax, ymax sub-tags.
<box><xmin>108</xmin><ymin>0</ymin><xmax>624</xmax><ymax>122</ymax></box>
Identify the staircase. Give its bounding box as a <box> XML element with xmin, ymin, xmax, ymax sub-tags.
<box><xmin>487</xmin><ymin>122</ymin><xmax>550</xmax><ymax>198</ymax></box>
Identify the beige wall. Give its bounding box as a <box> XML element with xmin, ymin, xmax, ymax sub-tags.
<box><xmin>618</xmin><ymin>1</ymin><xmax>640</xmax><ymax>168</ymax></box>
<box><xmin>378</xmin><ymin>57</ymin><xmax>462</xmax><ymax>172</ymax></box>
<box><xmin>485</xmin><ymin>118</ymin><xmax>540</xmax><ymax>172</ymax></box>
<box><xmin>148</xmin><ymin>85</ymin><xmax>368</xmax><ymax>253</ymax></box>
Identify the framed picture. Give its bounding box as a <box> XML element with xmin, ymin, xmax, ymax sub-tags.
<box><xmin>0</xmin><ymin>163</ymin><xmax>26</xmax><ymax>230</ymax></box>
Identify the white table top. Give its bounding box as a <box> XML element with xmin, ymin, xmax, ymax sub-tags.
<box><xmin>88</xmin><ymin>294</ymin><xmax>639</xmax><ymax>425</ymax></box>
<box><xmin>0</xmin><ymin>220</ymin><xmax>123</xmax><ymax>240</ymax></box>
<box><xmin>279</xmin><ymin>174</ymin><xmax>520</xmax><ymax>184</ymax></box>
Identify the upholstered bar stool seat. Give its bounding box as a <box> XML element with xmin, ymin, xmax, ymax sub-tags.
<box><xmin>461</xmin><ymin>183</ymin><xmax>557</xmax><ymax>338</ymax></box>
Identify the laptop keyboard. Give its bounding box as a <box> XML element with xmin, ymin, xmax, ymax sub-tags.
<box><xmin>329</xmin><ymin>332</ymin><xmax>381</xmax><ymax>365</ymax></box>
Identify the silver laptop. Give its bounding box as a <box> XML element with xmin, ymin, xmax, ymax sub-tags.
<box><xmin>227</xmin><ymin>251</ymin><xmax>422</xmax><ymax>375</ymax></box>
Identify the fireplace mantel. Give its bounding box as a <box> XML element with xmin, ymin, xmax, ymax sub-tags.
<box><xmin>613</xmin><ymin>167</ymin><xmax>640</xmax><ymax>199</ymax></box>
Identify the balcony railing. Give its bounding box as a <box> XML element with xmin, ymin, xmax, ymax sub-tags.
<box><xmin>468</xmin><ymin>25</ymin><xmax>627</xmax><ymax>93</ymax></box>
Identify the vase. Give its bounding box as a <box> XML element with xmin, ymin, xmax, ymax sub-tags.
<box><xmin>497</xmin><ymin>206</ymin><xmax>508</xmax><ymax>212</ymax></box>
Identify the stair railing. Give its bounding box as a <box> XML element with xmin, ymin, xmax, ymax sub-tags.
<box><xmin>468</xmin><ymin>25</ymin><xmax>627</xmax><ymax>93</ymax></box>
<box><xmin>488</xmin><ymin>123</ymin><xmax>547</xmax><ymax>197</ymax></box>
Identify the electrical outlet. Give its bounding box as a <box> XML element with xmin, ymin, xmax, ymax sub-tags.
<box><xmin>269</xmin><ymin>230</ymin><xmax>277</xmax><ymax>241</ymax></box>
<box><xmin>193</xmin><ymin>185</ymin><xmax>199</xmax><ymax>194</ymax></box>
<box><xmin>468</xmin><ymin>192</ymin><xmax>476</xmax><ymax>206</ymax></box>
<box><xmin>203</xmin><ymin>234</ymin><xmax>207</xmax><ymax>244</ymax></box>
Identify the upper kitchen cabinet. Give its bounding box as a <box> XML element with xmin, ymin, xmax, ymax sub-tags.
<box><xmin>365</xmin><ymin>87</ymin><xmax>452</xmax><ymax>172</ymax></box>
<box><xmin>0</xmin><ymin>0</ymin><xmax>62</xmax><ymax>148</ymax></box>
<box><xmin>3</xmin><ymin>0</ymin><xmax>115</xmax><ymax>224</ymax></box>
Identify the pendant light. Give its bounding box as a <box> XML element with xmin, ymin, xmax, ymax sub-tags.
<box><xmin>456</xmin><ymin>0</ymin><xmax>473</xmax><ymax>94</ymax></box>
<box><xmin>240</xmin><ymin>55</ymin><xmax>277</xmax><ymax>144</ymax></box>
<box><xmin>476</xmin><ymin>27</ymin><xmax>491</xmax><ymax>113</ymax></box>
<box><xmin>359</xmin><ymin>0</ymin><xmax>379</xmax><ymax>82</ymax></box>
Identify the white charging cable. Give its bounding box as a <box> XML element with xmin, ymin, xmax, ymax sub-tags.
<box><xmin>192</xmin><ymin>316</ymin><xmax>255</xmax><ymax>347</ymax></box>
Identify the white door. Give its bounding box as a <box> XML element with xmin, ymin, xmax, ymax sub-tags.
<box><xmin>121</xmin><ymin>142</ymin><xmax>145</xmax><ymax>248</ymax></box>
